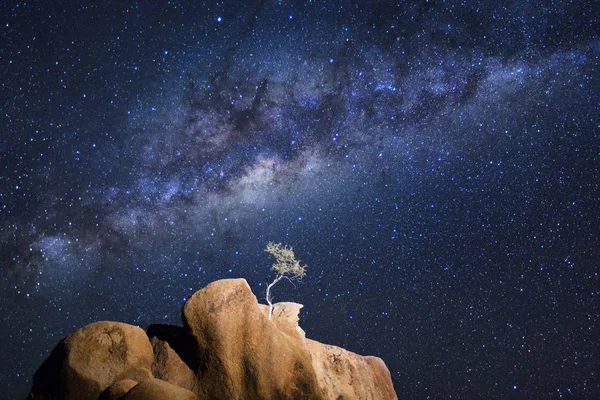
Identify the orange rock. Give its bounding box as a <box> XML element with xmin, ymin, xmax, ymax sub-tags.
<box><xmin>29</xmin><ymin>279</ymin><xmax>398</xmax><ymax>400</ymax></box>
<box><xmin>149</xmin><ymin>335</ymin><xmax>197</xmax><ymax>392</ymax></box>
<box><xmin>266</xmin><ymin>302</ymin><xmax>307</xmax><ymax>339</ymax></box>
<box><xmin>307</xmin><ymin>339</ymin><xmax>397</xmax><ymax>400</ymax></box>
<box><xmin>98</xmin><ymin>379</ymin><xmax>138</xmax><ymax>400</ymax></box>
<box><xmin>29</xmin><ymin>321</ymin><xmax>154</xmax><ymax>400</ymax></box>
<box><xmin>119</xmin><ymin>377</ymin><xmax>199</xmax><ymax>400</ymax></box>
<box><xmin>182</xmin><ymin>278</ymin><xmax>325</xmax><ymax>399</ymax></box>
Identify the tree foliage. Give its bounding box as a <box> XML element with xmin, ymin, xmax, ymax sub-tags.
<box><xmin>264</xmin><ymin>242</ymin><xmax>306</xmax><ymax>320</ymax></box>
<box><xmin>264</xmin><ymin>242</ymin><xmax>306</xmax><ymax>279</ymax></box>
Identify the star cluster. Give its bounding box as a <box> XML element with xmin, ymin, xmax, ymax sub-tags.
<box><xmin>1</xmin><ymin>1</ymin><xmax>599</xmax><ymax>398</ymax></box>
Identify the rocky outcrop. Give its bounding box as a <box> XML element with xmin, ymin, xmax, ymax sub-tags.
<box><xmin>98</xmin><ymin>379</ymin><xmax>138</xmax><ymax>400</ymax></box>
<box><xmin>29</xmin><ymin>321</ymin><xmax>154</xmax><ymax>400</ymax></box>
<box><xmin>308</xmin><ymin>339</ymin><xmax>397</xmax><ymax>400</ymax></box>
<box><xmin>29</xmin><ymin>279</ymin><xmax>397</xmax><ymax>400</ymax></box>
<box><xmin>147</xmin><ymin>325</ymin><xmax>197</xmax><ymax>392</ymax></box>
<box><xmin>182</xmin><ymin>278</ymin><xmax>325</xmax><ymax>399</ymax></box>
<box><xmin>119</xmin><ymin>378</ymin><xmax>198</xmax><ymax>400</ymax></box>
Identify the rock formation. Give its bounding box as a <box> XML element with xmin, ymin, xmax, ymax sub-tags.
<box><xmin>28</xmin><ymin>279</ymin><xmax>397</xmax><ymax>400</ymax></box>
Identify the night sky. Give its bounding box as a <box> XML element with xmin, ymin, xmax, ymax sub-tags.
<box><xmin>1</xmin><ymin>1</ymin><xmax>599</xmax><ymax>398</ymax></box>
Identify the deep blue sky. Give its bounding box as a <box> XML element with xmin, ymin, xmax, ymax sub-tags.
<box><xmin>1</xmin><ymin>1</ymin><xmax>598</xmax><ymax>398</ymax></box>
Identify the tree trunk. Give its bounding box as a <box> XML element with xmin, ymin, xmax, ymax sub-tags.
<box><xmin>266</xmin><ymin>274</ymin><xmax>282</xmax><ymax>320</ymax></box>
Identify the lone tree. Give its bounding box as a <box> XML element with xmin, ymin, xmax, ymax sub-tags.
<box><xmin>264</xmin><ymin>242</ymin><xmax>306</xmax><ymax>320</ymax></box>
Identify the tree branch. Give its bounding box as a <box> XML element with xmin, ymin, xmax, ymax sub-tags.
<box><xmin>266</xmin><ymin>274</ymin><xmax>283</xmax><ymax>320</ymax></box>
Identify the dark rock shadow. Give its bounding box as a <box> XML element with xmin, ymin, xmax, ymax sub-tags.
<box><xmin>146</xmin><ymin>324</ymin><xmax>199</xmax><ymax>371</ymax></box>
<box><xmin>28</xmin><ymin>338</ymin><xmax>68</xmax><ymax>399</ymax></box>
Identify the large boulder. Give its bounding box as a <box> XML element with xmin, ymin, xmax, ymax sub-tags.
<box><xmin>149</xmin><ymin>335</ymin><xmax>197</xmax><ymax>392</ymax></box>
<box><xmin>28</xmin><ymin>321</ymin><xmax>154</xmax><ymax>400</ymax></box>
<box><xmin>308</xmin><ymin>339</ymin><xmax>397</xmax><ymax>400</ymax></box>
<box><xmin>182</xmin><ymin>278</ymin><xmax>325</xmax><ymax>399</ymax></box>
<box><xmin>98</xmin><ymin>379</ymin><xmax>138</xmax><ymax>400</ymax></box>
<box><xmin>119</xmin><ymin>377</ymin><xmax>199</xmax><ymax>400</ymax></box>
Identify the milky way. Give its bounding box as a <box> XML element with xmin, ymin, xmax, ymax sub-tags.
<box><xmin>1</xmin><ymin>1</ymin><xmax>599</xmax><ymax>398</ymax></box>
